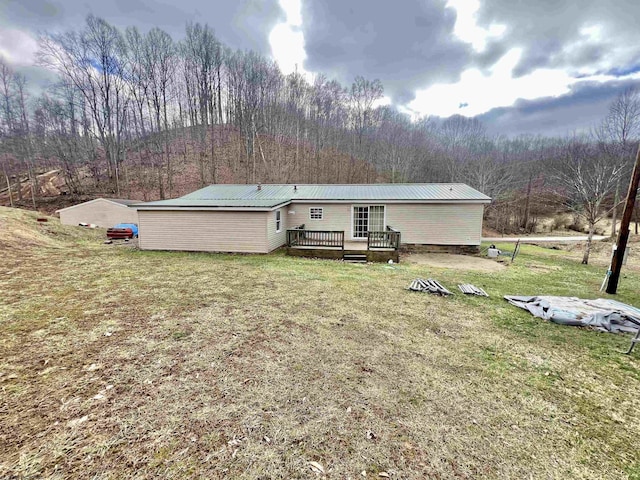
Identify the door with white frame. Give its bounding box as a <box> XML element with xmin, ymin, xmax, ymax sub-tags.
<box><xmin>352</xmin><ymin>205</ymin><xmax>385</xmax><ymax>239</ymax></box>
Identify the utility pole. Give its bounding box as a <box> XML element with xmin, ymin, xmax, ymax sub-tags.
<box><xmin>606</xmin><ymin>144</ymin><xmax>640</xmax><ymax>294</ymax></box>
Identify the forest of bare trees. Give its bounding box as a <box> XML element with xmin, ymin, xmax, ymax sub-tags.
<box><xmin>0</xmin><ymin>15</ymin><xmax>639</xmax><ymax>263</ymax></box>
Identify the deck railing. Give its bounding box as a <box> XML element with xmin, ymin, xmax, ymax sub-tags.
<box><xmin>287</xmin><ymin>229</ymin><xmax>345</xmax><ymax>249</ymax></box>
<box><xmin>367</xmin><ymin>227</ymin><xmax>401</xmax><ymax>250</ymax></box>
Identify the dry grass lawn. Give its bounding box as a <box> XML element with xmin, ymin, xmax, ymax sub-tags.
<box><xmin>1</xmin><ymin>206</ymin><xmax>639</xmax><ymax>479</ymax></box>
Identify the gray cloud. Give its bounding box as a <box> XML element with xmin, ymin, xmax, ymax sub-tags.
<box><xmin>474</xmin><ymin>0</ymin><xmax>640</xmax><ymax>77</ymax></box>
<box><xmin>477</xmin><ymin>79</ymin><xmax>640</xmax><ymax>137</ymax></box>
<box><xmin>0</xmin><ymin>0</ymin><xmax>284</xmax><ymax>55</ymax></box>
<box><xmin>300</xmin><ymin>0</ymin><xmax>471</xmax><ymax>103</ymax></box>
<box><xmin>3</xmin><ymin>0</ymin><xmax>640</xmax><ymax>137</ymax></box>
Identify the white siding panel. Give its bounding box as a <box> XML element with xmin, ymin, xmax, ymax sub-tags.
<box><xmin>59</xmin><ymin>199</ymin><xmax>138</xmax><ymax>227</ymax></box>
<box><xmin>138</xmin><ymin>210</ymin><xmax>268</xmax><ymax>253</ymax></box>
<box><xmin>386</xmin><ymin>203</ymin><xmax>483</xmax><ymax>245</ymax></box>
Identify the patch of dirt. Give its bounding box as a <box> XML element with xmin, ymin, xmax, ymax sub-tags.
<box><xmin>526</xmin><ymin>262</ymin><xmax>562</xmax><ymax>273</ymax></box>
<box><xmin>402</xmin><ymin>253</ymin><xmax>506</xmax><ymax>272</ymax></box>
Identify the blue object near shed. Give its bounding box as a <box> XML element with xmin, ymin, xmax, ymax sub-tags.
<box><xmin>113</xmin><ymin>223</ymin><xmax>138</xmax><ymax>236</ymax></box>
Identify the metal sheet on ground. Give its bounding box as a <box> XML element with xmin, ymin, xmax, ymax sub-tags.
<box><xmin>504</xmin><ymin>295</ymin><xmax>640</xmax><ymax>334</ymax></box>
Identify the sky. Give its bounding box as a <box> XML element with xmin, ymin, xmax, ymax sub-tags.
<box><xmin>1</xmin><ymin>0</ymin><xmax>640</xmax><ymax>137</ymax></box>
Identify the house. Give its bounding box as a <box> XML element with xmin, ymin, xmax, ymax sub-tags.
<box><xmin>56</xmin><ymin>198</ymin><xmax>139</xmax><ymax>228</ymax></box>
<box><xmin>132</xmin><ymin>184</ymin><xmax>491</xmax><ymax>262</ymax></box>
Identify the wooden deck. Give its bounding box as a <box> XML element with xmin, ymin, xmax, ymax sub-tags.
<box><xmin>285</xmin><ymin>228</ymin><xmax>400</xmax><ymax>262</ymax></box>
<box><xmin>290</xmin><ymin>241</ymin><xmax>393</xmax><ymax>251</ymax></box>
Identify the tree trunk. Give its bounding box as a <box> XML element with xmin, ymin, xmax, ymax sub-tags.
<box><xmin>522</xmin><ymin>175</ymin><xmax>532</xmax><ymax>232</ymax></box>
<box><xmin>582</xmin><ymin>222</ymin><xmax>595</xmax><ymax>264</ymax></box>
<box><xmin>28</xmin><ymin>165</ymin><xmax>37</xmax><ymax>210</ymax></box>
<box><xmin>16</xmin><ymin>175</ymin><xmax>22</xmax><ymax>201</ymax></box>
<box><xmin>3</xmin><ymin>168</ymin><xmax>13</xmax><ymax>207</ymax></box>
<box><xmin>210</xmin><ymin>121</ymin><xmax>216</xmax><ymax>184</ymax></box>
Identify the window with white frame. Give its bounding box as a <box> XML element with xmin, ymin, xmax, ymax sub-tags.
<box><xmin>275</xmin><ymin>209</ymin><xmax>282</xmax><ymax>232</ymax></box>
<box><xmin>309</xmin><ymin>207</ymin><xmax>323</xmax><ymax>220</ymax></box>
<box><xmin>353</xmin><ymin>205</ymin><xmax>385</xmax><ymax>238</ymax></box>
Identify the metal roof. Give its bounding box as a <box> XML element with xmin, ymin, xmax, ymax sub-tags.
<box><xmin>108</xmin><ymin>198</ymin><xmax>138</xmax><ymax>206</ymax></box>
<box><xmin>133</xmin><ymin>184</ymin><xmax>491</xmax><ymax>209</ymax></box>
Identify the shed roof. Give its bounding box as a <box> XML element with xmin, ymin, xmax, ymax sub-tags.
<box><xmin>55</xmin><ymin>197</ymin><xmax>139</xmax><ymax>213</ymax></box>
<box><xmin>108</xmin><ymin>198</ymin><xmax>139</xmax><ymax>206</ymax></box>
<box><xmin>133</xmin><ymin>183</ymin><xmax>491</xmax><ymax>210</ymax></box>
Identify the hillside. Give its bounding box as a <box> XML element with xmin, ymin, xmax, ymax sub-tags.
<box><xmin>0</xmin><ymin>125</ymin><xmax>384</xmax><ymax>212</ymax></box>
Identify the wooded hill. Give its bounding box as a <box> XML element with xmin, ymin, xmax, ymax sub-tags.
<box><xmin>1</xmin><ymin>16</ymin><xmax>639</xmax><ymax>263</ymax></box>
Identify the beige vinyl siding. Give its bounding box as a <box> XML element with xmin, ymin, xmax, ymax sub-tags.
<box><xmin>285</xmin><ymin>202</ymin><xmax>483</xmax><ymax>245</ymax></box>
<box><xmin>289</xmin><ymin>203</ymin><xmax>352</xmax><ymax>232</ymax></box>
<box><xmin>58</xmin><ymin>199</ymin><xmax>138</xmax><ymax>227</ymax></box>
<box><xmin>386</xmin><ymin>203</ymin><xmax>483</xmax><ymax>245</ymax></box>
<box><xmin>138</xmin><ymin>210</ymin><xmax>268</xmax><ymax>253</ymax></box>
<box><xmin>266</xmin><ymin>205</ymin><xmax>290</xmax><ymax>251</ymax></box>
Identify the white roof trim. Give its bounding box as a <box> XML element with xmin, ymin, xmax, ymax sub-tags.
<box><xmin>289</xmin><ymin>199</ymin><xmax>492</xmax><ymax>205</ymax></box>
<box><xmin>135</xmin><ymin>205</ymin><xmax>289</xmax><ymax>212</ymax></box>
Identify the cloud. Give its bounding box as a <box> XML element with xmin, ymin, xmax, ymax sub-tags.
<box><xmin>399</xmin><ymin>0</ymin><xmax>640</xmax><ymax>134</ymax></box>
<box><xmin>0</xmin><ymin>28</ymin><xmax>39</xmax><ymax>66</ymax></box>
<box><xmin>1</xmin><ymin>0</ymin><xmax>285</xmax><ymax>56</ymax></box>
<box><xmin>4</xmin><ymin>0</ymin><xmax>640</xmax><ymax>137</ymax></box>
<box><xmin>477</xmin><ymin>78</ymin><xmax>640</xmax><ymax>137</ymax></box>
<box><xmin>269</xmin><ymin>0</ymin><xmax>307</xmax><ymax>76</ymax></box>
<box><xmin>406</xmin><ymin>48</ymin><xmax>578</xmax><ymax>117</ymax></box>
<box><xmin>299</xmin><ymin>0</ymin><xmax>471</xmax><ymax>103</ymax></box>
<box><xmin>473</xmin><ymin>0</ymin><xmax>640</xmax><ymax>78</ymax></box>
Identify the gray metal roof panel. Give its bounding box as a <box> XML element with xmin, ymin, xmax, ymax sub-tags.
<box><xmin>134</xmin><ymin>183</ymin><xmax>491</xmax><ymax>208</ymax></box>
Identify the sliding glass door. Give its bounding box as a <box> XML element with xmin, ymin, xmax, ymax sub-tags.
<box><xmin>352</xmin><ymin>205</ymin><xmax>385</xmax><ymax>238</ymax></box>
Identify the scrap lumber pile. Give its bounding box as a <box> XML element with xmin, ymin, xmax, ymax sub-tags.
<box><xmin>407</xmin><ymin>278</ymin><xmax>453</xmax><ymax>296</ymax></box>
<box><xmin>458</xmin><ymin>284</ymin><xmax>489</xmax><ymax>297</ymax></box>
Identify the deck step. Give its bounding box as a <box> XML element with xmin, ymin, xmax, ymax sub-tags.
<box><xmin>343</xmin><ymin>253</ymin><xmax>368</xmax><ymax>263</ymax></box>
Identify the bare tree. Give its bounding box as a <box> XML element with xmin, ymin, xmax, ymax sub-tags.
<box><xmin>552</xmin><ymin>136</ymin><xmax>627</xmax><ymax>264</ymax></box>
<box><xmin>39</xmin><ymin>15</ymin><xmax>129</xmax><ymax>195</ymax></box>
<box><xmin>0</xmin><ymin>58</ymin><xmax>19</xmax><ymax>202</ymax></box>
<box><xmin>350</xmin><ymin>76</ymin><xmax>383</xmax><ymax>148</ymax></box>
<box><xmin>13</xmin><ymin>73</ymin><xmax>38</xmax><ymax>209</ymax></box>
<box><xmin>601</xmin><ymin>86</ymin><xmax>640</xmax><ymax>236</ymax></box>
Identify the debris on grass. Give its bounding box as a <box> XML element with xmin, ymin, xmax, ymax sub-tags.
<box><xmin>407</xmin><ymin>278</ymin><xmax>453</xmax><ymax>296</ymax></box>
<box><xmin>504</xmin><ymin>296</ymin><xmax>640</xmax><ymax>333</ymax></box>
<box><xmin>458</xmin><ymin>284</ymin><xmax>489</xmax><ymax>297</ymax></box>
<box><xmin>227</xmin><ymin>437</ymin><xmax>242</xmax><ymax>447</ymax></box>
<box><xmin>308</xmin><ymin>461</ymin><xmax>325</xmax><ymax>475</ymax></box>
<box><xmin>504</xmin><ymin>296</ymin><xmax>640</xmax><ymax>353</ymax></box>
<box><xmin>67</xmin><ymin>415</ymin><xmax>89</xmax><ymax>428</ymax></box>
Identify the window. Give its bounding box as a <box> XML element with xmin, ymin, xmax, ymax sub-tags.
<box><xmin>309</xmin><ymin>207</ymin><xmax>323</xmax><ymax>220</ymax></box>
<box><xmin>353</xmin><ymin>205</ymin><xmax>385</xmax><ymax>238</ymax></box>
<box><xmin>275</xmin><ymin>209</ymin><xmax>282</xmax><ymax>233</ymax></box>
<box><xmin>353</xmin><ymin>206</ymin><xmax>369</xmax><ymax>238</ymax></box>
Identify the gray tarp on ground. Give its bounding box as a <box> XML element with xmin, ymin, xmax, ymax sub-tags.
<box><xmin>504</xmin><ymin>296</ymin><xmax>640</xmax><ymax>334</ymax></box>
